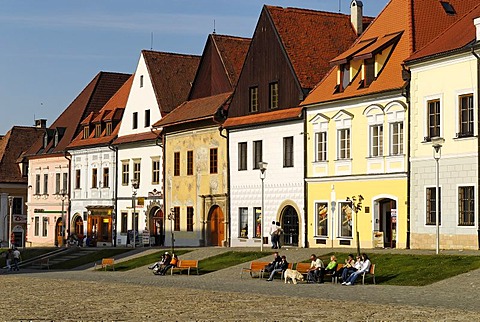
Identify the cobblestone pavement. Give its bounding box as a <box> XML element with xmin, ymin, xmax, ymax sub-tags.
<box><xmin>2</xmin><ymin>247</ymin><xmax>480</xmax><ymax>321</ymax></box>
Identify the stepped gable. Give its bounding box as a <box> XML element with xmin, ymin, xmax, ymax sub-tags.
<box><xmin>142</xmin><ymin>50</ymin><xmax>200</xmax><ymax>115</ymax></box>
<box><xmin>302</xmin><ymin>0</ymin><xmax>480</xmax><ymax>105</ymax></box>
<box><xmin>0</xmin><ymin>126</ymin><xmax>44</xmax><ymax>183</ymax></box>
<box><xmin>266</xmin><ymin>5</ymin><xmax>374</xmax><ymax>90</ymax></box>
<box><xmin>24</xmin><ymin>72</ymin><xmax>131</xmax><ymax>157</ymax></box>
<box><xmin>211</xmin><ymin>34</ymin><xmax>251</xmax><ymax>87</ymax></box>
<box><xmin>68</xmin><ymin>74</ymin><xmax>134</xmax><ymax>149</ymax></box>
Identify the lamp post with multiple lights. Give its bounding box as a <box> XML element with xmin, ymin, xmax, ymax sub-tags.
<box><xmin>258</xmin><ymin>161</ymin><xmax>268</xmax><ymax>252</ymax></box>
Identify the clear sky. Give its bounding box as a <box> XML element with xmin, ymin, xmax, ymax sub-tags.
<box><xmin>0</xmin><ymin>0</ymin><xmax>389</xmax><ymax>134</ymax></box>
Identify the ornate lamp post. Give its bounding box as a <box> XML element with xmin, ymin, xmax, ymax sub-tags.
<box><xmin>168</xmin><ymin>207</ymin><xmax>175</xmax><ymax>254</ymax></box>
<box><xmin>8</xmin><ymin>196</ymin><xmax>13</xmax><ymax>248</ymax></box>
<box><xmin>131</xmin><ymin>178</ymin><xmax>139</xmax><ymax>249</ymax></box>
<box><xmin>60</xmin><ymin>189</ymin><xmax>68</xmax><ymax>246</ymax></box>
<box><xmin>258</xmin><ymin>161</ymin><xmax>268</xmax><ymax>252</ymax></box>
<box><xmin>431</xmin><ymin>136</ymin><xmax>444</xmax><ymax>255</ymax></box>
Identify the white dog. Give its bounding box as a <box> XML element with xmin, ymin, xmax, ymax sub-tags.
<box><xmin>284</xmin><ymin>269</ymin><xmax>304</xmax><ymax>284</ymax></box>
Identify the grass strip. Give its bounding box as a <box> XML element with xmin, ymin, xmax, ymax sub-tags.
<box><xmin>112</xmin><ymin>249</ymin><xmax>191</xmax><ymax>271</ymax></box>
<box><xmin>198</xmin><ymin>251</ymin><xmax>266</xmax><ymax>275</ymax></box>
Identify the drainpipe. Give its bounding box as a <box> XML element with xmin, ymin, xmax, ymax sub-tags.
<box><xmin>302</xmin><ymin>107</ymin><xmax>309</xmax><ymax>248</ymax></box>
<box><xmin>63</xmin><ymin>151</ymin><xmax>72</xmax><ymax>241</ymax></box>
<box><xmin>220</xmin><ymin>126</ymin><xmax>231</xmax><ymax>247</ymax></box>
<box><xmin>471</xmin><ymin>46</ymin><xmax>480</xmax><ymax>249</ymax></box>
<box><xmin>401</xmin><ymin>64</ymin><xmax>411</xmax><ymax>249</ymax></box>
<box><xmin>108</xmin><ymin>143</ymin><xmax>118</xmax><ymax>247</ymax></box>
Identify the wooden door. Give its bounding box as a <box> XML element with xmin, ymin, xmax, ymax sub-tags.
<box><xmin>56</xmin><ymin>219</ymin><xmax>63</xmax><ymax>246</ymax></box>
<box><xmin>209</xmin><ymin>207</ymin><xmax>225</xmax><ymax>246</ymax></box>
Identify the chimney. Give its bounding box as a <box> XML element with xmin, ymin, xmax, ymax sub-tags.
<box><xmin>351</xmin><ymin>0</ymin><xmax>364</xmax><ymax>36</ymax></box>
<box><xmin>35</xmin><ymin>119</ymin><xmax>47</xmax><ymax>129</ymax></box>
<box><xmin>475</xmin><ymin>17</ymin><xmax>480</xmax><ymax>42</ymax></box>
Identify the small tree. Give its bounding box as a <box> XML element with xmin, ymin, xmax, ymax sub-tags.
<box><xmin>346</xmin><ymin>195</ymin><xmax>364</xmax><ymax>256</ymax></box>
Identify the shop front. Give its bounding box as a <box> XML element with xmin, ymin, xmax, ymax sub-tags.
<box><xmin>86</xmin><ymin>206</ymin><xmax>113</xmax><ymax>247</ymax></box>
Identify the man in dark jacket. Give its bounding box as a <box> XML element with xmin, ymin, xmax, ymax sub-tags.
<box><xmin>266</xmin><ymin>255</ymin><xmax>289</xmax><ymax>281</ymax></box>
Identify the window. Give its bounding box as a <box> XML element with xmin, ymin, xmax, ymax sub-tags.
<box><xmin>364</xmin><ymin>58</ymin><xmax>375</xmax><ymax>87</ymax></box>
<box><xmin>144</xmin><ymin>109</ymin><xmax>150</xmax><ymax>128</ymax></box>
<box><xmin>174</xmin><ymin>152</ymin><xmax>180</xmax><ymax>176</ymax></box>
<box><xmin>106</xmin><ymin>122</ymin><xmax>112</xmax><ymax>136</ymax></box>
<box><xmin>133</xmin><ymin>160</ymin><xmax>141</xmax><ymax>185</ymax></box>
<box><xmin>427</xmin><ymin>99</ymin><xmax>441</xmax><ymax>139</ymax></box>
<box><xmin>459</xmin><ymin>186</ymin><xmax>474</xmax><ymax>226</ymax></box>
<box><xmin>426</xmin><ymin>187</ymin><xmax>441</xmax><ymax>225</ymax></box>
<box><xmin>34</xmin><ymin>216</ymin><xmax>39</xmax><ymax>236</ymax></box>
<box><xmin>187</xmin><ymin>151</ymin><xmax>193</xmax><ymax>176</ymax></box>
<box><xmin>43</xmin><ymin>134</ymin><xmax>49</xmax><ymax>148</ymax></box>
<box><xmin>339</xmin><ymin>202</ymin><xmax>353</xmax><ymax>238</ymax></box>
<box><xmin>42</xmin><ymin>217</ymin><xmax>48</xmax><ymax>237</ymax></box>
<box><xmin>95</xmin><ymin>124</ymin><xmax>101</xmax><ymax>138</ymax></box>
<box><xmin>269</xmin><ymin>82</ymin><xmax>278</xmax><ymax>109</ymax></box>
<box><xmin>152</xmin><ymin>159</ymin><xmax>160</xmax><ymax>184</ymax></box>
<box><xmin>315</xmin><ymin>132</ymin><xmax>327</xmax><ymax>162</ymax></box>
<box><xmin>174</xmin><ymin>207</ymin><xmax>180</xmax><ymax>231</ymax></box>
<box><xmin>249</xmin><ymin>86</ymin><xmax>258</xmax><ymax>112</ymax></box>
<box><xmin>253</xmin><ymin>140</ymin><xmax>262</xmax><ymax>169</ymax></box>
<box><xmin>92</xmin><ymin>168</ymin><xmax>98</xmax><ymax>188</ymax></box>
<box><xmin>12</xmin><ymin>197</ymin><xmax>23</xmax><ymax>215</ymax></box>
<box><xmin>121</xmin><ymin>212</ymin><xmax>128</xmax><ymax>233</ymax></box>
<box><xmin>103</xmin><ymin>168</ymin><xmax>109</xmax><ymax>188</ymax></box>
<box><xmin>132</xmin><ymin>112</ymin><xmax>138</xmax><ymax>129</ymax></box>
<box><xmin>83</xmin><ymin>126</ymin><xmax>89</xmax><ymax>139</ymax></box>
<box><xmin>75</xmin><ymin>170</ymin><xmax>81</xmax><ymax>189</ymax></box>
<box><xmin>238</xmin><ymin>142</ymin><xmax>247</xmax><ymax>171</ymax></box>
<box><xmin>55</xmin><ymin>173</ymin><xmax>61</xmax><ymax>194</ymax></box>
<box><xmin>340</xmin><ymin>63</ymin><xmax>350</xmax><ymax>91</ymax></box>
<box><xmin>210</xmin><ymin>148</ymin><xmax>218</xmax><ymax>174</ymax></box>
<box><xmin>338</xmin><ymin>129</ymin><xmax>350</xmax><ymax>159</ymax></box>
<box><xmin>283</xmin><ymin>137</ymin><xmax>294</xmax><ymax>167</ymax></box>
<box><xmin>43</xmin><ymin>174</ymin><xmax>48</xmax><ymax>195</ymax></box>
<box><xmin>459</xmin><ymin>94</ymin><xmax>474</xmax><ymax>137</ymax></box>
<box><xmin>254</xmin><ymin>207</ymin><xmax>261</xmax><ymax>238</ymax></box>
<box><xmin>140</xmin><ymin>75</ymin><xmax>144</xmax><ymax>88</ymax></box>
<box><xmin>390</xmin><ymin>122</ymin><xmax>404</xmax><ymax>155</ymax></box>
<box><xmin>35</xmin><ymin>174</ymin><xmax>41</xmax><ymax>194</ymax></box>
<box><xmin>370</xmin><ymin>124</ymin><xmax>383</xmax><ymax>157</ymax></box>
<box><xmin>122</xmin><ymin>162</ymin><xmax>129</xmax><ymax>186</ymax></box>
<box><xmin>316</xmin><ymin>202</ymin><xmax>329</xmax><ymax>236</ymax></box>
<box><xmin>239</xmin><ymin>208</ymin><xmax>248</xmax><ymax>238</ymax></box>
<box><xmin>63</xmin><ymin>173</ymin><xmax>68</xmax><ymax>193</ymax></box>
<box><xmin>187</xmin><ymin>207</ymin><xmax>194</xmax><ymax>232</ymax></box>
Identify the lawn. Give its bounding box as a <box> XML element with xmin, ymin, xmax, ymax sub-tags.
<box><xmin>0</xmin><ymin>247</ymin><xmax>54</xmax><ymax>267</ymax></box>
<box><xmin>198</xmin><ymin>251</ymin><xmax>267</xmax><ymax>274</ymax></box>
<box><xmin>112</xmin><ymin>249</ymin><xmax>191</xmax><ymax>271</ymax></box>
<box><xmin>316</xmin><ymin>252</ymin><xmax>480</xmax><ymax>286</ymax></box>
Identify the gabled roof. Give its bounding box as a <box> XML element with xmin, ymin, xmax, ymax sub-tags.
<box><xmin>211</xmin><ymin>34</ymin><xmax>251</xmax><ymax>87</ymax></box>
<box><xmin>223</xmin><ymin>107</ymin><xmax>303</xmax><ymax>129</ymax></box>
<box><xmin>302</xmin><ymin>0</ymin><xmax>480</xmax><ymax>105</ymax></box>
<box><xmin>67</xmin><ymin>74</ymin><xmax>134</xmax><ymax>149</ymax></box>
<box><xmin>152</xmin><ymin>92</ymin><xmax>232</xmax><ymax>128</ymax></box>
<box><xmin>0</xmin><ymin>126</ymin><xmax>44</xmax><ymax>183</ymax></box>
<box><xmin>142</xmin><ymin>50</ymin><xmax>200</xmax><ymax>115</ymax></box>
<box><xmin>265</xmin><ymin>5</ymin><xmax>374</xmax><ymax>90</ymax></box>
<box><xmin>25</xmin><ymin>71</ymin><xmax>131</xmax><ymax>157</ymax></box>
<box><xmin>112</xmin><ymin>130</ymin><xmax>159</xmax><ymax>145</ymax></box>
<box><xmin>406</xmin><ymin>3</ymin><xmax>480</xmax><ymax>63</ymax></box>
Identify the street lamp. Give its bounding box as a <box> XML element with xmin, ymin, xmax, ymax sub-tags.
<box><xmin>131</xmin><ymin>178</ymin><xmax>139</xmax><ymax>249</ymax></box>
<box><xmin>431</xmin><ymin>136</ymin><xmax>444</xmax><ymax>255</ymax></box>
<box><xmin>258</xmin><ymin>161</ymin><xmax>268</xmax><ymax>252</ymax></box>
<box><xmin>60</xmin><ymin>189</ymin><xmax>68</xmax><ymax>246</ymax></box>
<box><xmin>168</xmin><ymin>207</ymin><xmax>175</xmax><ymax>254</ymax></box>
<box><xmin>8</xmin><ymin>196</ymin><xmax>13</xmax><ymax>249</ymax></box>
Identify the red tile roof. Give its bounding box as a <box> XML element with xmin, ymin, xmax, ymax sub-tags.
<box><xmin>407</xmin><ymin>3</ymin><xmax>480</xmax><ymax>62</ymax></box>
<box><xmin>223</xmin><ymin>107</ymin><xmax>302</xmax><ymax>129</ymax></box>
<box><xmin>211</xmin><ymin>34</ymin><xmax>251</xmax><ymax>87</ymax></box>
<box><xmin>302</xmin><ymin>0</ymin><xmax>480</xmax><ymax>105</ymax></box>
<box><xmin>152</xmin><ymin>92</ymin><xmax>232</xmax><ymax>128</ymax></box>
<box><xmin>112</xmin><ymin>130</ymin><xmax>159</xmax><ymax>145</ymax></box>
<box><xmin>24</xmin><ymin>72</ymin><xmax>131</xmax><ymax>157</ymax></box>
<box><xmin>266</xmin><ymin>5</ymin><xmax>374</xmax><ymax>90</ymax></box>
<box><xmin>0</xmin><ymin>126</ymin><xmax>44</xmax><ymax>183</ymax></box>
<box><xmin>142</xmin><ymin>50</ymin><xmax>200</xmax><ymax>115</ymax></box>
<box><xmin>67</xmin><ymin>74</ymin><xmax>134</xmax><ymax>149</ymax></box>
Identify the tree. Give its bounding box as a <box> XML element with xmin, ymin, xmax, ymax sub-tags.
<box><xmin>346</xmin><ymin>195</ymin><xmax>364</xmax><ymax>256</ymax></box>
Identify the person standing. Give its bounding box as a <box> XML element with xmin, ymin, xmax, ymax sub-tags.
<box><xmin>275</xmin><ymin>222</ymin><xmax>283</xmax><ymax>249</ymax></box>
<box><xmin>270</xmin><ymin>221</ymin><xmax>278</xmax><ymax>249</ymax></box>
<box><xmin>12</xmin><ymin>248</ymin><xmax>21</xmax><ymax>271</ymax></box>
<box><xmin>5</xmin><ymin>249</ymin><xmax>13</xmax><ymax>271</ymax></box>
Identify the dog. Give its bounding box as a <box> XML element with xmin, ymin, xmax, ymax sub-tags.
<box><xmin>284</xmin><ymin>268</ymin><xmax>304</xmax><ymax>284</ymax></box>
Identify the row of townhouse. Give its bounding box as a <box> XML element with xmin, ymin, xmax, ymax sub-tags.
<box><xmin>5</xmin><ymin>0</ymin><xmax>480</xmax><ymax>252</ymax></box>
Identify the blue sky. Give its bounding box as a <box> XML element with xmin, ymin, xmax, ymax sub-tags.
<box><xmin>0</xmin><ymin>0</ymin><xmax>389</xmax><ymax>134</ymax></box>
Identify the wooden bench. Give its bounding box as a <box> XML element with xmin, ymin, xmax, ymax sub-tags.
<box><xmin>294</xmin><ymin>262</ymin><xmax>311</xmax><ymax>278</ymax></box>
<box><xmin>265</xmin><ymin>262</ymin><xmax>293</xmax><ymax>279</ymax></box>
<box><xmin>32</xmin><ymin>258</ymin><xmax>50</xmax><ymax>270</ymax></box>
<box><xmin>324</xmin><ymin>263</ymin><xmax>343</xmax><ymax>284</ymax></box>
<box><xmin>240</xmin><ymin>261</ymin><xmax>269</xmax><ymax>279</ymax></box>
<box><xmin>362</xmin><ymin>263</ymin><xmax>376</xmax><ymax>285</ymax></box>
<box><xmin>100</xmin><ymin>258</ymin><xmax>115</xmax><ymax>271</ymax></box>
<box><xmin>170</xmin><ymin>260</ymin><xmax>199</xmax><ymax>275</ymax></box>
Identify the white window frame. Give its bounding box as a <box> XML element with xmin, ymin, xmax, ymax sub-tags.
<box><xmin>455</xmin><ymin>90</ymin><xmax>475</xmax><ymax>138</ymax></box>
<box><xmin>423</xmin><ymin>94</ymin><xmax>443</xmax><ymax>141</ymax></box>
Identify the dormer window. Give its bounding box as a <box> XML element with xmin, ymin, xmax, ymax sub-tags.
<box><xmin>340</xmin><ymin>63</ymin><xmax>350</xmax><ymax>92</ymax></box>
<box><xmin>95</xmin><ymin>124</ymin><xmax>101</xmax><ymax>138</ymax></box>
<box><xmin>106</xmin><ymin>122</ymin><xmax>112</xmax><ymax>136</ymax></box>
<box><xmin>363</xmin><ymin>58</ymin><xmax>375</xmax><ymax>87</ymax></box>
<box><xmin>43</xmin><ymin>133</ymin><xmax>49</xmax><ymax>148</ymax></box>
<box><xmin>54</xmin><ymin>131</ymin><xmax>59</xmax><ymax>146</ymax></box>
<box><xmin>83</xmin><ymin>126</ymin><xmax>90</xmax><ymax>139</ymax></box>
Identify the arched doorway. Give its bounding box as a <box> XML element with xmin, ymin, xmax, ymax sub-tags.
<box><xmin>374</xmin><ymin>198</ymin><xmax>397</xmax><ymax>248</ymax></box>
<box><xmin>208</xmin><ymin>206</ymin><xmax>225</xmax><ymax>246</ymax></box>
<box><xmin>149</xmin><ymin>207</ymin><xmax>164</xmax><ymax>246</ymax></box>
<box><xmin>281</xmin><ymin>206</ymin><xmax>299</xmax><ymax>246</ymax></box>
<box><xmin>55</xmin><ymin>218</ymin><xmax>63</xmax><ymax>247</ymax></box>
